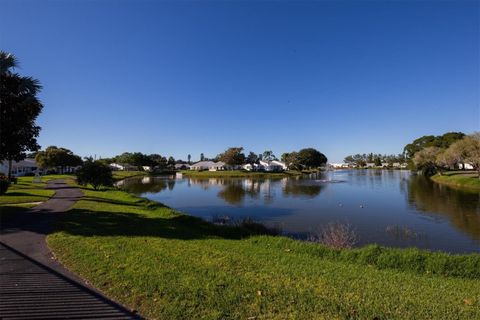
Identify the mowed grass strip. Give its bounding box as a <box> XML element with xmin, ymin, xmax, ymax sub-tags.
<box><xmin>48</xmin><ymin>187</ymin><xmax>480</xmax><ymax>319</ymax></box>
<box><xmin>0</xmin><ymin>175</ymin><xmax>74</xmax><ymax>205</ymax></box>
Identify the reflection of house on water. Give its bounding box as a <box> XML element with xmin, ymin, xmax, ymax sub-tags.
<box><xmin>186</xmin><ymin>177</ymin><xmax>325</xmax><ymax>205</ymax></box>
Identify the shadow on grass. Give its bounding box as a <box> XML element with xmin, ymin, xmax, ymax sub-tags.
<box><xmin>0</xmin><ymin>202</ymin><xmax>262</xmax><ymax>241</ymax></box>
<box><xmin>56</xmin><ymin>208</ymin><xmax>256</xmax><ymax>240</ymax></box>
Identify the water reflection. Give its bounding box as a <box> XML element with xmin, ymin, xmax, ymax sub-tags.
<box><xmin>119</xmin><ymin>176</ymin><xmax>176</xmax><ymax>194</ymax></box>
<box><xmin>119</xmin><ymin>171</ymin><xmax>480</xmax><ymax>253</ymax></box>
<box><xmin>406</xmin><ymin>176</ymin><xmax>480</xmax><ymax>242</ymax></box>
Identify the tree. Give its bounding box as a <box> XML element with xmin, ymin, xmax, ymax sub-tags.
<box><xmin>412</xmin><ymin>146</ymin><xmax>443</xmax><ymax>176</ymax></box>
<box><xmin>167</xmin><ymin>156</ymin><xmax>176</xmax><ymax>168</ymax></box>
<box><xmin>114</xmin><ymin>152</ymin><xmax>150</xmax><ymax>169</ymax></box>
<box><xmin>200</xmin><ymin>153</ymin><xmax>205</xmax><ymax>161</ymax></box>
<box><xmin>0</xmin><ymin>51</ymin><xmax>44</xmax><ymax>178</ymax></box>
<box><xmin>403</xmin><ymin>132</ymin><xmax>465</xmax><ymax>159</ymax></box>
<box><xmin>283</xmin><ymin>152</ymin><xmax>301</xmax><ymax>170</ymax></box>
<box><xmin>436</xmin><ymin>148</ymin><xmax>458</xmax><ymax>171</ymax></box>
<box><xmin>448</xmin><ymin>133</ymin><xmax>480</xmax><ymax>178</ymax></box>
<box><xmin>35</xmin><ymin>146</ymin><xmax>82</xmax><ymax>173</ymax></box>
<box><xmin>217</xmin><ymin>147</ymin><xmax>245</xmax><ymax>166</ymax></box>
<box><xmin>246</xmin><ymin>152</ymin><xmax>259</xmax><ymax>165</ymax></box>
<box><xmin>297</xmin><ymin>148</ymin><xmax>328</xmax><ymax>169</ymax></box>
<box><xmin>262</xmin><ymin>150</ymin><xmax>276</xmax><ymax>161</ymax></box>
<box><xmin>76</xmin><ymin>158</ymin><xmax>113</xmax><ymax>190</ymax></box>
<box><xmin>148</xmin><ymin>154</ymin><xmax>167</xmax><ymax>170</ymax></box>
<box><xmin>187</xmin><ymin>154</ymin><xmax>191</xmax><ymax>164</ymax></box>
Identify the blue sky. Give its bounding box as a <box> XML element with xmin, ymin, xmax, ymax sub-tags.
<box><xmin>1</xmin><ymin>1</ymin><xmax>478</xmax><ymax>162</ymax></box>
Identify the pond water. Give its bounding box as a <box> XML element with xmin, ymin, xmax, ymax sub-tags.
<box><xmin>119</xmin><ymin>170</ymin><xmax>480</xmax><ymax>253</ymax></box>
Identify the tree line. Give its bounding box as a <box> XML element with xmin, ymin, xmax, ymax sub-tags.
<box><xmin>214</xmin><ymin>147</ymin><xmax>328</xmax><ymax>170</ymax></box>
<box><xmin>411</xmin><ymin>132</ymin><xmax>480</xmax><ymax>178</ymax></box>
<box><xmin>343</xmin><ymin>153</ymin><xmax>407</xmax><ymax>168</ymax></box>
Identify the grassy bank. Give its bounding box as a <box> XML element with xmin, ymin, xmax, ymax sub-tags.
<box><xmin>180</xmin><ymin>170</ymin><xmax>306</xmax><ymax>178</ymax></box>
<box><xmin>431</xmin><ymin>171</ymin><xmax>480</xmax><ymax>191</ymax></box>
<box><xmin>0</xmin><ymin>174</ymin><xmax>74</xmax><ymax>205</ymax></box>
<box><xmin>47</xmin><ymin>185</ymin><xmax>480</xmax><ymax>319</ymax></box>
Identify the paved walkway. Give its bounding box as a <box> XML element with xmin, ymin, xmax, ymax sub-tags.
<box><xmin>0</xmin><ymin>179</ymin><xmax>140</xmax><ymax>319</ymax></box>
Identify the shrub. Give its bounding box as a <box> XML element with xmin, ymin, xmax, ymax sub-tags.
<box><xmin>309</xmin><ymin>222</ymin><xmax>357</xmax><ymax>249</ymax></box>
<box><xmin>0</xmin><ymin>175</ymin><xmax>10</xmax><ymax>195</ymax></box>
<box><xmin>76</xmin><ymin>159</ymin><xmax>113</xmax><ymax>190</ymax></box>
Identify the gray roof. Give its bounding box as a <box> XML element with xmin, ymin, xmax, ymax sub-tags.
<box><xmin>191</xmin><ymin>161</ymin><xmax>225</xmax><ymax>168</ymax></box>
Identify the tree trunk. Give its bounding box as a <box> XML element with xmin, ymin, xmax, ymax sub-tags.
<box><xmin>7</xmin><ymin>159</ymin><xmax>12</xmax><ymax>179</ymax></box>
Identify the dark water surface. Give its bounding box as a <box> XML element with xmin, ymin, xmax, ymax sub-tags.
<box><xmin>119</xmin><ymin>170</ymin><xmax>480</xmax><ymax>253</ymax></box>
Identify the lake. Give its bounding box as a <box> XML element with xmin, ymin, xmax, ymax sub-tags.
<box><xmin>118</xmin><ymin>170</ymin><xmax>480</xmax><ymax>253</ymax></box>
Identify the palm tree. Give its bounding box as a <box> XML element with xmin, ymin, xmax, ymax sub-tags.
<box><xmin>0</xmin><ymin>51</ymin><xmax>43</xmax><ymax>178</ymax></box>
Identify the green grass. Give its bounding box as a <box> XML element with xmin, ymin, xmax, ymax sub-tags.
<box><xmin>112</xmin><ymin>170</ymin><xmax>147</xmax><ymax>181</ymax></box>
<box><xmin>181</xmin><ymin>170</ymin><xmax>304</xmax><ymax>178</ymax></box>
<box><xmin>47</xmin><ymin>186</ymin><xmax>480</xmax><ymax>319</ymax></box>
<box><xmin>431</xmin><ymin>171</ymin><xmax>480</xmax><ymax>191</ymax></box>
<box><xmin>0</xmin><ymin>174</ymin><xmax>74</xmax><ymax>205</ymax></box>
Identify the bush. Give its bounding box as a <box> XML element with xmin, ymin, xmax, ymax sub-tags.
<box><xmin>0</xmin><ymin>175</ymin><xmax>10</xmax><ymax>195</ymax></box>
<box><xmin>76</xmin><ymin>159</ymin><xmax>113</xmax><ymax>190</ymax></box>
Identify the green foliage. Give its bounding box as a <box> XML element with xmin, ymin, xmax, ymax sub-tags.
<box><xmin>261</xmin><ymin>150</ymin><xmax>276</xmax><ymax>161</ymax></box>
<box><xmin>35</xmin><ymin>146</ymin><xmax>82</xmax><ymax>171</ymax></box>
<box><xmin>297</xmin><ymin>148</ymin><xmax>327</xmax><ymax>168</ymax></box>
<box><xmin>344</xmin><ymin>153</ymin><xmax>406</xmax><ymax>167</ymax></box>
<box><xmin>403</xmin><ymin>132</ymin><xmax>465</xmax><ymax>159</ymax></box>
<box><xmin>0</xmin><ymin>51</ymin><xmax>43</xmax><ymax>175</ymax></box>
<box><xmin>76</xmin><ymin>159</ymin><xmax>113</xmax><ymax>190</ymax></box>
<box><xmin>245</xmin><ymin>151</ymin><xmax>259</xmax><ymax>165</ymax></box>
<box><xmin>0</xmin><ymin>175</ymin><xmax>10</xmax><ymax>195</ymax></box>
<box><xmin>217</xmin><ymin>147</ymin><xmax>245</xmax><ymax>166</ymax></box>
<box><xmin>283</xmin><ymin>148</ymin><xmax>327</xmax><ymax>169</ymax></box>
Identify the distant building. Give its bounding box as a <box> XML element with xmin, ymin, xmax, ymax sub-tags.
<box><xmin>190</xmin><ymin>161</ymin><xmax>226</xmax><ymax>171</ymax></box>
<box><xmin>0</xmin><ymin>159</ymin><xmax>39</xmax><ymax>177</ymax></box>
<box><xmin>259</xmin><ymin>160</ymin><xmax>286</xmax><ymax>172</ymax></box>
<box><xmin>110</xmin><ymin>163</ymin><xmax>137</xmax><ymax>171</ymax></box>
<box><xmin>329</xmin><ymin>163</ymin><xmax>350</xmax><ymax>169</ymax></box>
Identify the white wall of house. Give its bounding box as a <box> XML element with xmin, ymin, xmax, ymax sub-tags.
<box><xmin>0</xmin><ymin>159</ymin><xmax>39</xmax><ymax>177</ymax></box>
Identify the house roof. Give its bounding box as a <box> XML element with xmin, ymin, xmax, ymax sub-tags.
<box><xmin>1</xmin><ymin>159</ymin><xmax>37</xmax><ymax>167</ymax></box>
<box><xmin>191</xmin><ymin>161</ymin><xmax>218</xmax><ymax>167</ymax></box>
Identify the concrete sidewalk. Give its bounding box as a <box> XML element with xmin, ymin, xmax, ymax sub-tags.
<box><xmin>0</xmin><ymin>179</ymin><xmax>140</xmax><ymax>319</ymax></box>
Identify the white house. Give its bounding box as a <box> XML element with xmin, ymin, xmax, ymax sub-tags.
<box><xmin>242</xmin><ymin>163</ymin><xmax>256</xmax><ymax>171</ymax></box>
<box><xmin>190</xmin><ymin>161</ymin><xmax>227</xmax><ymax>171</ymax></box>
<box><xmin>0</xmin><ymin>159</ymin><xmax>39</xmax><ymax>177</ymax></box>
<box><xmin>110</xmin><ymin>163</ymin><xmax>137</xmax><ymax>171</ymax></box>
<box><xmin>458</xmin><ymin>163</ymin><xmax>474</xmax><ymax>170</ymax></box>
<box><xmin>259</xmin><ymin>160</ymin><xmax>286</xmax><ymax>172</ymax></box>
<box><xmin>329</xmin><ymin>163</ymin><xmax>351</xmax><ymax>169</ymax></box>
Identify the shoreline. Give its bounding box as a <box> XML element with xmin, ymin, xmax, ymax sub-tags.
<box><xmin>431</xmin><ymin>171</ymin><xmax>480</xmax><ymax>192</ymax></box>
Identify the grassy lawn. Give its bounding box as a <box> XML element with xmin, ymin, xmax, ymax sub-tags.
<box><xmin>180</xmin><ymin>170</ymin><xmax>305</xmax><ymax>178</ymax></box>
<box><xmin>112</xmin><ymin>170</ymin><xmax>148</xmax><ymax>181</ymax></box>
<box><xmin>0</xmin><ymin>174</ymin><xmax>74</xmax><ymax>205</ymax></box>
<box><xmin>48</xmin><ymin>186</ymin><xmax>480</xmax><ymax>319</ymax></box>
<box><xmin>431</xmin><ymin>171</ymin><xmax>480</xmax><ymax>191</ymax></box>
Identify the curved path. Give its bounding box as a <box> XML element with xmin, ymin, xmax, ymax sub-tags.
<box><xmin>0</xmin><ymin>179</ymin><xmax>141</xmax><ymax>319</ymax></box>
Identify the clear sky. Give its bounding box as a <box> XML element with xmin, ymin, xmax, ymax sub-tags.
<box><xmin>1</xmin><ymin>0</ymin><xmax>478</xmax><ymax>162</ymax></box>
